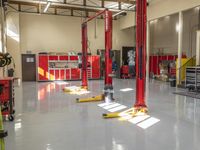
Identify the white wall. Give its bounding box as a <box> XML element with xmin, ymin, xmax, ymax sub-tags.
<box><xmin>119</xmin><ymin>12</ymin><xmax>135</xmax><ymax>30</ymax></box>
<box><xmin>20</xmin><ymin>13</ymin><xmax>135</xmax><ymax>54</ymax></box>
<box><xmin>5</xmin><ymin>12</ymin><xmax>135</xmax><ymax>78</ymax></box>
<box><xmin>6</xmin><ymin>12</ymin><xmax>21</xmax><ymax>78</ymax></box>
<box><xmin>150</xmin><ymin>14</ymin><xmax>179</xmax><ymax>54</ymax></box>
<box><xmin>148</xmin><ymin>0</ymin><xmax>200</xmax><ymax>20</ymax></box>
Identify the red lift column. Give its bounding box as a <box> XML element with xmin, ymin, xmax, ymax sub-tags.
<box><xmin>134</xmin><ymin>0</ymin><xmax>147</xmax><ymax>110</ymax></box>
<box><xmin>81</xmin><ymin>23</ymin><xmax>88</xmax><ymax>89</ymax></box>
<box><xmin>104</xmin><ymin>10</ymin><xmax>114</xmax><ymax>103</ymax></box>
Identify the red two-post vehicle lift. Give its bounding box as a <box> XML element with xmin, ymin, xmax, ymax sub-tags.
<box><xmin>103</xmin><ymin>0</ymin><xmax>148</xmax><ymax>118</ymax></box>
<box><xmin>77</xmin><ymin>9</ymin><xmax>114</xmax><ymax>103</ymax></box>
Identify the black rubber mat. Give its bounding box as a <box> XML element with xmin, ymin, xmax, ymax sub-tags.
<box><xmin>173</xmin><ymin>91</ymin><xmax>200</xmax><ymax>99</ymax></box>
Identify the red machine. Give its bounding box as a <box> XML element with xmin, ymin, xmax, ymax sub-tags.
<box><xmin>120</xmin><ymin>65</ymin><xmax>130</xmax><ymax>79</ymax></box>
<box><xmin>134</xmin><ymin>0</ymin><xmax>147</xmax><ymax>110</ymax></box>
<box><xmin>0</xmin><ymin>77</ymin><xmax>15</xmax><ymax>121</ymax></box>
<box><xmin>81</xmin><ymin>9</ymin><xmax>114</xmax><ymax>102</ymax></box>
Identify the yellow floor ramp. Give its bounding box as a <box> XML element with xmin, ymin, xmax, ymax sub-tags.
<box><xmin>76</xmin><ymin>94</ymin><xmax>104</xmax><ymax>103</ymax></box>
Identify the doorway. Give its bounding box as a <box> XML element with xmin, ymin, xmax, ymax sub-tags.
<box><xmin>22</xmin><ymin>54</ymin><xmax>36</xmax><ymax>81</ymax></box>
<box><xmin>122</xmin><ymin>46</ymin><xmax>135</xmax><ymax>65</ymax></box>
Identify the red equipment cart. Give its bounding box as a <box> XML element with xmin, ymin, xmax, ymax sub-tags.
<box><xmin>0</xmin><ymin>77</ymin><xmax>15</xmax><ymax>121</ymax></box>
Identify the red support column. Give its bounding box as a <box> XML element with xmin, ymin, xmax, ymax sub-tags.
<box><xmin>104</xmin><ymin>10</ymin><xmax>114</xmax><ymax>102</ymax></box>
<box><xmin>81</xmin><ymin>23</ymin><xmax>88</xmax><ymax>89</ymax></box>
<box><xmin>134</xmin><ymin>0</ymin><xmax>147</xmax><ymax>109</ymax></box>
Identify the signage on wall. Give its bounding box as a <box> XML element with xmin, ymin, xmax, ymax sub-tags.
<box><xmin>26</xmin><ymin>57</ymin><xmax>34</xmax><ymax>63</ymax></box>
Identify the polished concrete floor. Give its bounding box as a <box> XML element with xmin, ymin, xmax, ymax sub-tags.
<box><xmin>4</xmin><ymin>79</ymin><xmax>200</xmax><ymax>150</ymax></box>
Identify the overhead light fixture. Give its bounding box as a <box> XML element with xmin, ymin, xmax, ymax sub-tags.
<box><xmin>112</xmin><ymin>4</ymin><xmax>135</xmax><ymax>18</ymax></box>
<box><xmin>112</xmin><ymin>10</ymin><xmax>125</xmax><ymax>17</ymax></box>
<box><xmin>43</xmin><ymin>1</ymin><xmax>51</xmax><ymax>13</ymax></box>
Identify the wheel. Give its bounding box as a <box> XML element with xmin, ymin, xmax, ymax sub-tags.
<box><xmin>8</xmin><ymin>115</ymin><xmax>14</xmax><ymax>121</ymax></box>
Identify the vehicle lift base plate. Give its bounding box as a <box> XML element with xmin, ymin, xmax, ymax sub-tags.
<box><xmin>76</xmin><ymin>94</ymin><xmax>104</xmax><ymax>103</ymax></box>
<box><xmin>103</xmin><ymin>107</ymin><xmax>148</xmax><ymax>119</ymax></box>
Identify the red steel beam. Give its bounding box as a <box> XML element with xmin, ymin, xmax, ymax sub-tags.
<box><xmin>134</xmin><ymin>0</ymin><xmax>147</xmax><ymax>108</ymax></box>
<box><xmin>82</xmin><ymin>9</ymin><xmax>106</xmax><ymax>24</ymax></box>
<box><xmin>81</xmin><ymin>9</ymin><xmax>114</xmax><ymax>101</ymax></box>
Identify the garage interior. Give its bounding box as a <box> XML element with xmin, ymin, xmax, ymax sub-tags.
<box><xmin>0</xmin><ymin>0</ymin><xmax>200</xmax><ymax>150</ymax></box>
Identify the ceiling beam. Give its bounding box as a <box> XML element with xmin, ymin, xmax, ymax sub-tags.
<box><xmin>103</xmin><ymin>0</ymin><xmax>135</xmax><ymax>4</ymax></box>
<box><xmin>8</xmin><ymin>0</ymin><xmax>99</xmax><ymax>12</ymax></box>
<box><xmin>118</xmin><ymin>2</ymin><xmax>121</xmax><ymax>9</ymax></box>
<box><xmin>101</xmin><ymin>0</ymin><xmax>104</xmax><ymax>7</ymax></box>
<box><xmin>83</xmin><ymin>0</ymin><xmax>86</xmax><ymax>6</ymax></box>
<box><xmin>8</xmin><ymin>0</ymin><xmax>134</xmax><ymax>12</ymax></box>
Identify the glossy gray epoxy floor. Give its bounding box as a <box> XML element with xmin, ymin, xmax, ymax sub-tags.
<box><xmin>4</xmin><ymin>79</ymin><xmax>200</xmax><ymax>150</ymax></box>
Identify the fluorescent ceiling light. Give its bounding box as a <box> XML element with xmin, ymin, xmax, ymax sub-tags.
<box><xmin>112</xmin><ymin>10</ymin><xmax>125</xmax><ymax>17</ymax></box>
<box><xmin>43</xmin><ymin>1</ymin><xmax>51</xmax><ymax>13</ymax></box>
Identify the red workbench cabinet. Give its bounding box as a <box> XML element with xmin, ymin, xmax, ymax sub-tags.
<box><xmin>55</xmin><ymin>70</ymin><xmax>60</xmax><ymax>80</ymax></box>
<box><xmin>71</xmin><ymin>68</ymin><xmax>81</xmax><ymax>80</ymax></box>
<box><xmin>49</xmin><ymin>55</ymin><xmax>58</xmax><ymax>61</ymax></box>
<box><xmin>59</xmin><ymin>56</ymin><xmax>68</xmax><ymax>60</ymax></box>
<box><xmin>69</xmin><ymin>56</ymin><xmax>78</xmax><ymax>61</ymax></box>
<box><xmin>60</xmin><ymin>70</ymin><xmax>65</xmax><ymax>80</ymax></box>
<box><xmin>65</xmin><ymin>69</ymin><xmax>70</xmax><ymax>80</ymax></box>
<box><xmin>91</xmin><ymin>56</ymin><xmax>100</xmax><ymax>79</ymax></box>
<box><xmin>37</xmin><ymin>54</ymin><xmax>100</xmax><ymax>81</ymax></box>
<box><xmin>49</xmin><ymin>70</ymin><xmax>55</xmax><ymax>80</ymax></box>
<box><xmin>0</xmin><ymin>77</ymin><xmax>15</xmax><ymax>121</ymax></box>
<box><xmin>38</xmin><ymin>55</ymin><xmax>49</xmax><ymax>81</ymax></box>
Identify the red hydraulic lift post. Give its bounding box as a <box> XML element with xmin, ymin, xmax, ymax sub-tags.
<box><xmin>102</xmin><ymin>0</ymin><xmax>148</xmax><ymax>118</ymax></box>
<box><xmin>81</xmin><ymin>9</ymin><xmax>106</xmax><ymax>90</ymax></box>
<box><xmin>134</xmin><ymin>0</ymin><xmax>147</xmax><ymax>110</ymax></box>
<box><xmin>104</xmin><ymin>10</ymin><xmax>114</xmax><ymax>102</ymax></box>
<box><xmin>77</xmin><ymin>9</ymin><xmax>114</xmax><ymax>103</ymax></box>
<box><xmin>81</xmin><ymin>23</ymin><xmax>88</xmax><ymax>89</ymax></box>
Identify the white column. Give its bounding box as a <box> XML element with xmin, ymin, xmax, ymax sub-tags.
<box><xmin>177</xmin><ymin>11</ymin><xmax>183</xmax><ymax>85</ymax></box>
<box><xmin>196</xmin><ymin>30</ymin><xmax>200</xmax><ymax>65</ymax></box>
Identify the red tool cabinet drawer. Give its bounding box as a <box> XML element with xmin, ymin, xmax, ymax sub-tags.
<box><xmin>69</xmin><ymin>56</ymin><xmax>78</xmax><ymax>61</ymax></box>
<box><xmin>49</xmin><ymin>70</ymin><xmax>55</xmax><ymax>80</ymax></box>
<box><xmin>59</xmin><ymin>56</ymin><xmax>68</xmax><ymax>60</ymax></box>
<box><xmin>71</xmin><ymin>68</ymin><xmax>80</xmax><ymax>79</ymax></box>
<box><xmin>66</xmin><ymin>69</ymin><xmax>70</xmax><ymax>80</ymax></box>
<box><xmin>55</xmin><ymin>70</ymin><xmax>60</xmax><ymax>80</ymax></box>
<box><xmin>60</xmin><ymin>70</ymin><xmax>65</xmax><ymax>80</ymax></box>
<box><xmin>38</xmin><ymin>55</ymin><xmax>48</xmax><ymax>81</ymax></box>
<box><xmin>49</xmin><ymin>56</ymin><xmax>58</xmax><ymax>60</ymax></box>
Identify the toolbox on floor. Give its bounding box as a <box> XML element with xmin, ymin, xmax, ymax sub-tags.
<box><xmin>0</xmin><ymin>77</ymin><xmax>15</xmax><ymax>121</ymax></box>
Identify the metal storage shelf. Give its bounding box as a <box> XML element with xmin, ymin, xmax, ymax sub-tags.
<box><xmin>185</xmin><ymin>67</ymin><xmax>200</xmax><ymax>91</ymax></box>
